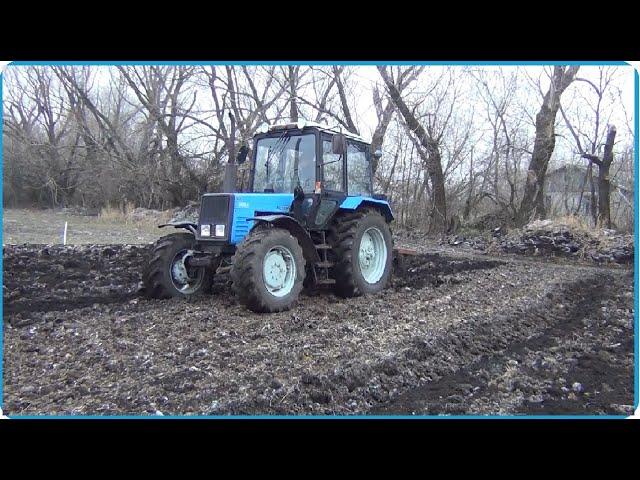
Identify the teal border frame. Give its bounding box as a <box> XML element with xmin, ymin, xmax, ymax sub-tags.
<box><xmin>0</xmin><ymin>60</ymin><xmax>637</xmax><ymax>420</ymax></box>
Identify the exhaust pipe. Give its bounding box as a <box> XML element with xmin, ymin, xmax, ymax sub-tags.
<box><xmin>222</xmin><ymin>144</ymin><xmax>248</xmax><ymax>193</ymax></box>
<box><xmin>222</xmin><ymin>162</ymin><xmax>238</xmax><ymax>193</ymax></box>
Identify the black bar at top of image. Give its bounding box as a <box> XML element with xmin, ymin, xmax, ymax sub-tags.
<box><xmin>1</xmin><ymin>18</ymin><xmax>638</xmax><ymax>62</ymax></box>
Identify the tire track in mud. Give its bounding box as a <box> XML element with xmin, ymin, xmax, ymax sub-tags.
<box><xmin>372</xmin><ymin>272</ymin><xmax>634</xmax><ymax>415</ymax></box>
<box><xmin>391</xmin><ymin>253</ymin><xmax>504</xmax><ymax>292</ymax></box>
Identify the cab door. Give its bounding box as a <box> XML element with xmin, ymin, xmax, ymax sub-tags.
<box><xmin>345</xmin><ymin>139</ymin><xmax>373</xmax><ymax>197</ymax></box>
<box><xmin>303</xmin><ymin>134</ymin><xmax>347</xmax><ymax>230</ymax></box>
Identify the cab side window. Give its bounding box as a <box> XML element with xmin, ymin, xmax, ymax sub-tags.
<box><xmin>322</xmin><ymin>139</ymin><xmax>344</xmax><ymax>192</ymax></box>
<box><xmin>347</xmin><ymin>141</ymin><xmax>371</xmax><ymax>196</ymax></box>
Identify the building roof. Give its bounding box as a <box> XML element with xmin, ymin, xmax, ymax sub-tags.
<box><xmin>545</xmin><ymin>164</ymin><xmax>631</xmax><ymax>195</ymax></box>
<box><xmin>546</xmin><ymin>164</ymin><xmax>588</xmax><ymax>177</ymax></box>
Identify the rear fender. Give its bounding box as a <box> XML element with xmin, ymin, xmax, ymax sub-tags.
<box><xmin>248</xmin><ymin>215</ymin><xmax>320</xmax><ymax>263</ymax></box>
<box><xmin>339</xmin><ymin>197</ymin><xmax>394</xmax><ymax>222</ymax></box>
<box><xmin>158</xmin><ymin>222</ymin><xmax>198</xmax><ymax>235</ymax></box>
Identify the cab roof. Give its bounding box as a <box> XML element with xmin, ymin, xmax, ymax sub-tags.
<box><xmin>256</xmin><ymin>119</ymin><xmax>369</xmax><ymax>144</ymax></box>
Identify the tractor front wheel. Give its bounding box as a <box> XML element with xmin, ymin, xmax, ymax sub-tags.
<box><xmin>143</xmin><ymin>232</ymin><xmax>213</xmax><ymax>299</ymax></box>
<box><xmin>230</xmin><ymin>227</ymin><xmax>306</xmax><ymax>313</ymax></box>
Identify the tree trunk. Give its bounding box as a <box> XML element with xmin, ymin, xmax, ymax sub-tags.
<box><xmin>589</xmin><ymin>165</ymin><xmax>597</xmax><ymax>225</ymax></box>
<box><xmin>370</xmin><ymin>100</ymin><xmax>394</xmax><ymax>174</ymax></box>
<box><xmin>598</xmin><ymin>125</ymin><xmax>616</xmax><ymax>228</ymax></box>
<box><xmin>517</xmin><ymin>66</ymin><xmax>579</xmax><ymax>225</ymax></box>
<box><xmin>463</xmin><ymin>150</ymin><xmax>475</xmax><ymax>220</ymax></box>
<box><xmin>425</xmin><ymin>148</ymin><xmax>447</xmax><ymax>233</ymax></box>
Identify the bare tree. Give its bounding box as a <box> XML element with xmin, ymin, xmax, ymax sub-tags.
<box><xmin>587</xmin><ymin>125</ymin><xmax>616</xmax><ymax>228</ymax></box>
<box><xmin>370</xmin><ymin>67</ymin><xmax>424</xmax><ymax>174</ymax></box>
<box><xmin>517</xmin><ymin>65</ymin><xmax>579</xmax><ymax>224</ymax></box>
<box><xmin>116</xmin><ymin>66</ymin><xmax>205</xmax><ymax>205</ymax></box>
<box><xmin>4</xmin><ymin>67</ymin><xmax>79</xmax><ymax>206</ymax></box>
<box><xmin>378</xmin><ymin>66</ymin><xmax>448</xmax><ymax>233</ymax></box>
<box><xmin>198</xmin><ymin>66</ymin><xmax>290</xmax><ymax>191</ymax></box>
<box><xmin>559</xmin><ymin>66</ymin><xmax>621</xmax><ymax>226</ymax></box>
<box><xmin>562</xmin><ymin>115</ymin><xmax>618</xmax><ymax>228</ymax></box>
<box><xmin>470</xmin><ymin>68</ymin><xmax>530</xmax><ymax>220</ymax></box>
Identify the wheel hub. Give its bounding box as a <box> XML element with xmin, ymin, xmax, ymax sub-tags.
<box><xmin>264</xmin><ymin>253</ymin><xmax>287</xmax><ymax>289</ymax></box>
<box><xmin>358</xmin><ymin>227</ymin><xmax>387</xmax><ymax>284</ymax></box>
<box><xmin>172</xmin><ymin>256</ymin><xmax>191</xmax><ymax>283</ymax></box>
<box><xmin>359</xmin><ymin>237</ymin><xmax>375</xmax><ymax>268</ymax></box>
<box><xmin>263</xmin><ymin>246</ymin><xmax>296</xmax><ymax>297</ymax></box>
<box><xmin>170</xmin><ymin>249</ymin><xmax>204</xmax><ymax>293</ymax></box>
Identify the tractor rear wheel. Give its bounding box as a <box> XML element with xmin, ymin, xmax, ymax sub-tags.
<box><xmin>230</xmin><ymin>227</ymin><xmax>306</xmax><ymax>313</ymax></box>
<box><xmin>143</xmin><ymin>232</ymin><xmax>213</xmax><ymax>299</ymax></box>
<box><xmin>329</xmin><ymin>209</ymin><xmax>393</xmax><ymax>298</ymax></box>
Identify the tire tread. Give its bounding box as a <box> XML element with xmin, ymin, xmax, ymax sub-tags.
<box><xmin>142</xmin><ymin>232</ymin><xmax>212</xmax><ymax>299</ymax></box>
<box><xmin>230</xmin><ymin>228</ymin><xmax>305</xmax><ymax>313</ymax></box>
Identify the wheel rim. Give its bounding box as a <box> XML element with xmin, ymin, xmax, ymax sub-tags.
<box><xmin>170</xmin><ymin>249</ymin><xmax>205</xmax><ymax>294</ymax></box>
<box><xmin>359</xmin><ymin>227</ymin><xmax>387</xmax><ymax>284</ymax></box>
<box><xmin>263</xmin><ymin>245</ymin><xmax>297</xmax><ymax>297</ymax></box>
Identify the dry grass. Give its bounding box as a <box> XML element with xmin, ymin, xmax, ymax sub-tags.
<box><xmin>553</xmin><ymin>215</ymin><xmax>595</xmax><ymax>235</ymax></box>
<box><xmin>552</xmin><ymin>215</ymin><xmax>629</xmax><ymax>246</ymax></box>
<box><xmin>2</xmin><ymin>208</ymin><xmax>171</xmax><ymax>245</ymax></box>
<box><xmin>99</xmin><ymin>201</ymin><xmax>135</xmax><ymax>222</ymax></box>
<box><xmin>99</xmin><ymin>202</ymin><xmax>172</xmax><ymax>227</ymax></box>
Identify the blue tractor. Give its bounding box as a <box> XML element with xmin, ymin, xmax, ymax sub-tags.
<box><xmin>143</xmin><ymin>120</ymin><xmax>397</xmax><ymax>313</ymax></box>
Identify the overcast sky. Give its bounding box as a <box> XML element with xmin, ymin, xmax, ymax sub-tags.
<box><xmin>350</xmin><ymin>65</ymin><xmax>635</xmax><ymax>140</ymax></box>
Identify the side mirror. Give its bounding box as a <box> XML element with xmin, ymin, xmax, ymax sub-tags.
<box><xmin>236</xmin><ymin>145</ymin><xmax>249</xmax><ymax>164</ymax></box>
<box><xmin>372</xmin><ymin>149</ymin><xmax>383</xmax><ymax>161</ymax></box>
<box><xmin>331</xmin><ymin>133</ymin><xmax>346</xmax><ymax>155</ymax></box>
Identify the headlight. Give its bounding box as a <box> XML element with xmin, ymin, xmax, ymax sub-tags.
<box><xmin>215</xmin><ymin>224</ymin><xmax>225</xmax><ymax>237</ymax></box>
<box><xmin>200</xmin><ymin>224</ymin><xmax>211</xmax><ymax>236</ymax></box>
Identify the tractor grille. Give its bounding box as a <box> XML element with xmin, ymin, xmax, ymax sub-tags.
<box><xmin>199</xmin><ymin>194</ymin><xmax>231</xmax><ymax>240</ymax></box>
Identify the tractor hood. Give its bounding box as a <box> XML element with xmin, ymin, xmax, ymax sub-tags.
<box><xmin>197</xmin><ymin>193</ymin><xmax>294</xmax><ymax>244</ymax></box>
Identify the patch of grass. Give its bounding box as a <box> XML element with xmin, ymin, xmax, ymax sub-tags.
<box><xmin>99</xmin><ymin>202</ymin><xmax>172</xmax><ymax>227</ymax></box>
<box><xmin>553</xmin><ymin>215</ymin><xmax>594</xmax><ymax>234</ymax></box>
<box><xmin>99</xmin><ymin>202</ymin><xmax>135</xmax><ymax>222</ymax></box>
<box><xmin>2</xmin><ymin>208</ymin><xmax>171</xmax><ymax>245</ymax></box>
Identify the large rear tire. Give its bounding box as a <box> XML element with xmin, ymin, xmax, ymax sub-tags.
<box><xmin>143</xmin><ymin>232</ymin><xmax>213</xmax><ymax>299</ymax></box>
<box><xmin>230</xmin><ymin>227</ymin><xmax>306</xmax><ymax>313</ymax></box>
<box><xmin>328</xmin><ymin>209</ymin><xmax>393</xmax><ymax>298</ymax></box>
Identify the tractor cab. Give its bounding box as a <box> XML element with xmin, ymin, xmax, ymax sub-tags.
<box><xmin>246</xmin><ymin>120</ymin><xmax>383</xmax><ymax>230</ymax></box>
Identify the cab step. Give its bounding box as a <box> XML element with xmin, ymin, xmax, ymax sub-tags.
<box><xmin>314</xmin><ymin>244</ymin><xmax>332</xmax><ymax>250</ymax></box>
<box><xmin>316</xmin><ymin>278</ymin><xmax>336</xmax><ymax>285</ymax></box>
<box><xmin>315</xmin><ymin>261</ymin><xmax>334</xmax><ymax>268</ymax></box>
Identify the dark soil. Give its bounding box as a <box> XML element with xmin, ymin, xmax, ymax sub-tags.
<box><xmin>375</xmin><ymin>274</ymin><xmax>635</xmax><ymax>415</ymax></box>
<box><xmin>2</xmin><ymin>244</ymin><xmax>635</xmax><ymax>416</ymax></box>
<box><xmin>3</xmin><ymin>245</ymin><xmax>146</xmax><ymax>322</ymax></box>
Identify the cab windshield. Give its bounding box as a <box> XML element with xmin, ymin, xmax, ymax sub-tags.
<box><xmin>253</xmin><ymin>133</ymin><xmax>316</xmax><ymax>193</ymax></box>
